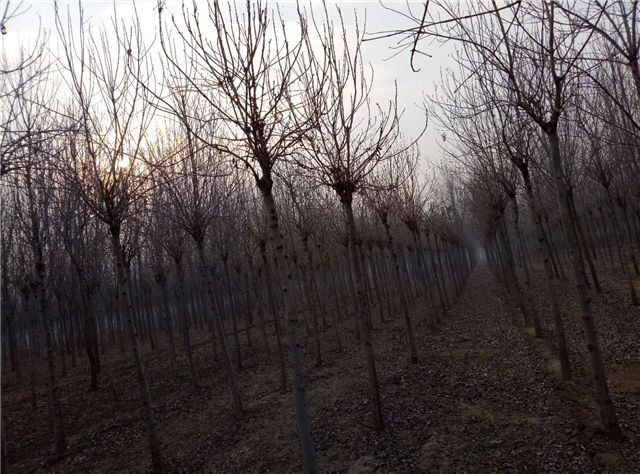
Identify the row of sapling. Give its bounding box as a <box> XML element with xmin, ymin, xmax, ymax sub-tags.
<box><xmin>157</xmin><ymin>1</ymin><xmax>330</xmax><ymax>468</ymax></box>
<box><xmin>1</xmin><ymin>141</ymin><xmax>471</xmax><ymax>471</ymax></box>
<box><xmin>403</xmin><ymin>0</ymin><xmax>639</xmax><ymax>440</ymax></box>
<box><xmin>294</xmin><ymin>5</ymin><xmax>428</xmax><ymax>433</ymax></box>
<box><xmin>0</xmin><ymin>2</ymin><xmax>474</xmax><ymax>473</ymax></box>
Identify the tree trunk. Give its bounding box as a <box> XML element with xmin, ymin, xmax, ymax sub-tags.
<box><xmin>544</xmin><ymin>215</ymin><xmax>566</xmax><ymax>280</ymax></box>
<box><xmin>427</xmin><ymin>231</ymin><xmax>449</xmax><ymax>318</ymax></box>
<box><xmin>175</xmin><ymin>260</ymin><xmax>197</xmax><ymax>387</ymax></box>
<box><xmin>508</xmin><ymin>194</ymin><xmax>543</xmax><ymax>337</ymax></box>
<box><xmin>257</xmin><ymin>179</ymin><xmax>317</xmax><ymax>473</ymax></box>
<box><xmin>3</xmin><ymin>310</ymin><xmax>19</xmax><ymax>378</ymax></box>
<box><xmin>433</xmin><ymin>234</ymin><xmax>452</xmax><ymax>308</ymax></box>
<box><xmin>344</xmin><ymin>248</ymin><xmax>361</xmax><ymax>342</ymax></box>
<box><xmin>547</xmin><ymin>129</ymin><xmax>621</xmax><ymax>438</ymax></box>
<box><xmin>619</xmin><ymin>200</ymin><xmax>640</xmax><ymax>275</ymax></box>
<box><xmin>35</xmin><ymin>273</ymin><xmax>66</xmax><ymax>456</ymax></box>
<box><xmin>522</xmin><ymin>169</ymin><xmax>571</xmax><ymax>380</ymax></box>
<box><xmin>310</xmin><ymin>252</ymin><xmax>330</xmax><ymax>329</ymax></box>
<box><xmin>341</xmin><ymin>196</ymin><xmax>383</xmax><ymax>431</ymax></box>
<box><xmin>249</xmin><ymin>266</ymin><xmax>272</xmax><ymax>361</ymax></box>
<box><xmin>261</xmin><ymin>245</ymin><xmax>287</xmax><ymax>393</ymax></box>
<box><xmin>222</xmin><ymin>259</ymin><xmax>243</xmax><ymax>370</ymax></box>
<box><xmin>110</xmin><ymin>230</ymin><xmax>163</xmax><ymax>472</ymax></box>
<box><xmin>498</xmin><ymin>212</ymin><xmax>539</xmax><ymax>333</ymax></box>
<box><xmin>366</xmin><ymin>246</ymin><xmax>386</xmax><ymax>324</ymax></box>
<box><xmin>604</xmin><ymin>190</ymin><xmax>639</xmax><ymax>306</ymax></box>
<box><xmin>80</xmin><ymin>283</ymin><xmax>100</xmax><ymax>391</ymax></box>
<box><xmin>25</xmin><ymin>169</ymin><xmax>66</xmax><ymax>457</ymax></box>
<box><xmin>412</xmin><ymin>231</ymin><xmax>438</xmax><ymax>330</ymax></box>
<box><xmin>298</xmin><ymin>262</ymin><xmax>322</xmax><ymax>368</ymax></box>
<box><xmin>569</xmin><ymin>195</ymin><xmax>602</xmax><ymax>293</ymax></box>
<box><xmin>322</xmin><ymin>258</ymin><xmax>344</xmax><ymax>353</ymax></box>
<box><xmin>158</xmin><ymin>278</ymin><xmax>176</xmax><ymax>372</ymax></box>
<box><xmin>1</xmin><ymin>264</ymin><xmax>19</xmax><ymax>378</ymax></box>
<box><xmin>241</xmin><ymin>271</ymin><xmax>254</xmax><ymax>348</ymax></box>
<box><xmin>383</xmin><ymin>218</ymin><xmax>418</xmax><ymax>363</ymax></box>
<box><xmin>1</xmin><ymin>419</ymin><xmax>8</xmax><ymax>474</ymax></box>
<box><xmin>585</xmin><ymin>210</ymin><xmax>600</xmax><ymax>261</ymax></box>
<box><xmin>197</xmin><ymin>243</ymin><xmax>243</xmax><ymax>417</ymax></box>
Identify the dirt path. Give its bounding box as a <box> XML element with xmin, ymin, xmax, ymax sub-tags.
<box><xmin>364</xmin><ymin>264</ymin><xmax>636</xmax><ymax>473</ymax></box>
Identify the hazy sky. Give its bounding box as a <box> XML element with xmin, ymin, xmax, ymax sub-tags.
<box><xmin>3</xmin><ymin>1</ymin><xmax>459</xmax><ymax>171</ymax></box>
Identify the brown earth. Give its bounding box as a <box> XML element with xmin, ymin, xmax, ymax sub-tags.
<box><xmin>3</xmin><ymin>264</ymin><xmax>639</xmax><ymax>473</ymax></box>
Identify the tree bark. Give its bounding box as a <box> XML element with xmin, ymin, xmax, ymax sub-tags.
<box><xmin>258</xmin><ymin>177</ymin><xmax>317</xmax><ymax>473</ymax></box>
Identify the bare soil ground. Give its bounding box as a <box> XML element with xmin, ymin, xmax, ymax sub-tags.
<box><xmin>3</xmin><ymin>264</ymin><xmax>639</xmax><ymax>473</ymax></box>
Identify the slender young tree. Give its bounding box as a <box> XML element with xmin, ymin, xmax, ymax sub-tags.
<box><xmin>363</xmin><ymin>149</ymin><xmax>419</xmax><ymax>363</ymax></box>
<box><xmin>298</xmin><ymin>7</ymin><xmax>425</xmax><ymax>431</ymax></box>
<box><xmin>55</xmin><ymin>5</ymin><xmax>164</xmax><ymax>470</ymax></box>
<box><xmin>158</xmin><ymin>2</ymin><xmax>325</xmax><ymax>470</ymax></box>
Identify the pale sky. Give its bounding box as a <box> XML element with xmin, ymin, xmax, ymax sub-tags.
<box><xmin>2</xmin><ymin>1</ymin><xmax>458</xmax><ymax>172</ymax></box>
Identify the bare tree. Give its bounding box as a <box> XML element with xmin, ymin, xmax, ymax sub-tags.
<box><xmin>158</xmin><ymin>2</ymin><xmax>324</xmax><ymax>469</ymax></box>
<box><xmin>55</xmin><ymin>4</ymin><xmax>164</xmax><ymax>470</ymax></box>
<box><xmin>150</xmin><ymin>123</ymin><xmax>244</xmax><ymax>415</ymax></box>
<box><xmin>556</xmin><ymin>0</ymin><xmax>640</xmax><ymax>99</ymax></box>
<box><xmin>409</xmin><ymin>0</ymin><xmax>622</xmax><ymax>437</ymax></box>
<box><xmin>56</xmin><ymin>181</ymin><xmax>104</xmax><ymax>391</ymax></box>
<box><xmin>364</xmin><ymin>149</ymin><xmax>419</xmax><ymax>363</ymax></box>
<box><xmin>4</xmin><ymin>46</ymin><xmax>68</xmax><ymax>456</ymax></box>
<box><xmin>297</xmin><ymin>6</ymin><xmax>425</xmax><ymax>431</ymax></box>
